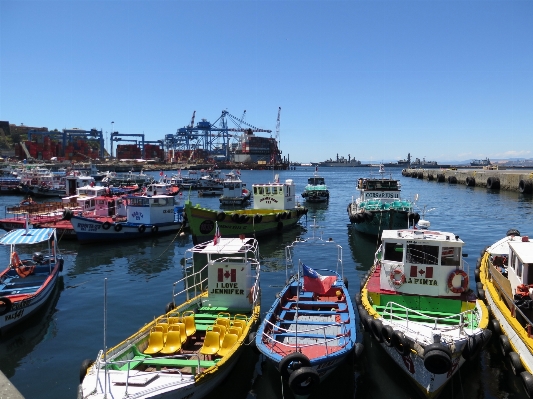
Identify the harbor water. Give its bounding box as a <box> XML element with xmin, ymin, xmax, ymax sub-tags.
<box><xmin>1</xmin><ymin>167</ymin><xmax>532</xmax><ymax>399</ymax></box>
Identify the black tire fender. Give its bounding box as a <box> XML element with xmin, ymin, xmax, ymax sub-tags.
<box><xmin>508</xmin><ymin>351</ymin><xmax>524</xmax><ymax>375</ymax></box>
<box><xmin>499</xmin><ymin>335</ymin><xmax>512</xmax><ymax>357</ymax></box>
<box><xmin>279</xmin><ymin>352</ymin><xmax>311</xmax><ymax>380</ymax></box>
<box><xmin>102</xmin><ymin>221</ymin><xmax>111</xmax><ymax>230</ymax></box>
<box><xmin>391</xmin><ymin>331</ymin><xmax>410</xmax><ymax>356</ymax></box>
<box><xmin>59</xmin><ymin>258</ymin><xmax>64</xmax><ymax>272</ymax></box>
<box><xmin>288</xmin><ymin>366</ymin><xmax>320</xmax><ymax>396</ymax></box>
<box><xmin>490</xmin><ymin>319</ymin><xmax>502</xmax><ymax>336</ymax></box>
<box><xmin>231</xmin><ymin>213</ymin><xmax>240</xmax><ymax>223</ymax></box>
<box><xmin>507</xmin><ymin>229</ymin><xmax>521</xmax><ymax>237</ymax></box>
<box><xmin>370</xmin><ymin>319</ymin><xmax>384</xmax><ymax>343</ymax></box>
<box><xmin>423</xmin><ymin>343</ymin><xmax>452</xmax><ymax>374</ymax></box>
<box><xmin>0</xmin><ymin>296</ymin><xmax>12</xmax><ymax>316</ymax></box>
<box><xmin>521</xmin><ymin>371</ymin><xmax>533</xmax><ymax>398</ymax></box>
<box><xmin>381</xmin><ymin>325</ymin><xmax>395</xmax><ymax>347</ymax></box>
<box><xmin>151</xmin><ymin>225</ymin><xmax>159</xmax><ymax>234</ymax></box>
<box><xmin>478</xmin><ymin>288</ymin><xmax>486</xmax><ymax>301</ymax></box>
<box><xmin>216</xmin><ymin>211</ymin><xmax>226</xmax><ymax>222</ymax></box>
<box><xmin>165</xmin><ymin>302</ymin><xmax>175</xmax><ymax>314</ymax></box>
<box><xmin>79</xmin><ymin>359</ymin><xmax>95</xmax><ymax>383</ymax></box>
<box><xmin>138</xmin><ymin>224</ymin><xmax>146</xmax><ymax>233</ymax></box>
<box><xmin>354</xmin><ymin>293</ymin><xmax>361</xmax><ymax>306</ymax></box>
<box><xmin>114</xmin><ymin>224</ymin><xmax>122</xmax><ymax>232</ymax></box>
<box><xmin>462</xmin><ymin>335</ymin><xmax>481</xmax><ymax>360</ymax></box>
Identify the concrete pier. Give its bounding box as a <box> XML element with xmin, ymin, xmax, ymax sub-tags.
<box><xmin>0</xmin><ymin>371</ymin><xmax>24</xmax><ymax>398</ymax></box>
<box><xmin>402</xmin><ymin>168</ymin><xmax>533</xmax><ymax>193</ymax></box>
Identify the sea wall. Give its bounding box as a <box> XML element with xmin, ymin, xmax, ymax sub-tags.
<box><xmin>402</xmin><ymin>168</ymin><xmax>533</xmax><ymax>194</ymax></box>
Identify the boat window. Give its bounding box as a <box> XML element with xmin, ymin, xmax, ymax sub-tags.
<box><xmin>129</xmin><ymin>197</ymin><xmax>149</xmax><ymax>206</ymax></box>
<box><xmin>255</xmin><ymin>187</ymin><xmax>264</xmax><ymax>195</ymax></box>
<box><xmin>265</xmin><ymin>187</ymin><xmax>271</xmax><ymax>195</ymax></box>
<box><xmin>272</xmin><ymin>186</ymin><xmax>278</xmax><ymax>195</ymax></box>
<box><xmin>384</xmin><ymin>243</ymin><xmax>404</xmax><ymax>262</ymax></box>
<box><xmin>152</xmin><ymin>198</ymin><xmax>167</xmax><ymax>206</ymax></box>
<box><xmin>406</xmin><ymin>244</ymin><xmax>439</xmax><ymax>265</ymax></box>
<box><xmin>441</xmin><ymin>247</ymin><xmax>461</xmax><ymax>266</ymax></box>
<box><xmin>516</xmin><ymin>256</ymin><xmax>523</xmax><ymax>278</ymax></box>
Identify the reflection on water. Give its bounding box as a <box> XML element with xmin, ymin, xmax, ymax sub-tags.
<box><xmin>0</xmin><ymin>277</ymin><xmax>64</xmax><ymax>378</ymax></box>
<box><xmin>347</xmin><ymin>226</ymin><xmax>380</xmax><ymax>272</ymax></box>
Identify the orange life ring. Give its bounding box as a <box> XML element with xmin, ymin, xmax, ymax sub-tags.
<box><xmin>447</xmin><ymin>270</ymin><xmax>469</xmax><ymax>293</ymax></box>
<box><xmin>390</xmin><ymin>269</ymin><xmax>406</xmax><ymax>287</ymax></box>
<box><xmin>11</xmin><ymin>252</ymin><xmax>34</xmax><ymax>278</ymax></box>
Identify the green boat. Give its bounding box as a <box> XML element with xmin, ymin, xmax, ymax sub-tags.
<box><xmin>185</xmin><ymin>177</ymin><xmax>308</xmax><ymax>244</ymax></box>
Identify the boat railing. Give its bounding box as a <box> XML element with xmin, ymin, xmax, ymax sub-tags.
<box><xmin>382</xmin><ymin>301</ymin><xmax>480</xmax><ymax>335</ymax></box>
<box><xmin>260</xmin><ymin>318</ymin><xmax>350</xmax><ymax>353</ymax></box>
<box><xmin>172</xmin><ymin>264</ymin><xmax>209</xmax><ymax>302</ymax></box>
<box><xmin>487</xmin><ymin>258</ymin><xmax>533</xmax><ymax>329</ymax></box>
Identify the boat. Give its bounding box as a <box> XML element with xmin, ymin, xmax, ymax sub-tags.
<box><xmin>69</xmin><ymin>193</ymin><xmax>185</xmax><ymax>243</ymax></box>
<box><xmin>477</xmin><ymin>229</ymin><xmax>533</xmax><ymax>397</ymax></box>
<box><xmin>0</xmin><ymin>227</ymin><xmax>64</xmax><ymax>333</ymax></box>
<box><xmin>197</xmin><ymin>188</ymin><xmax>223</xmax><ymax>197</ymax></box>
<box><xmin>78</xmin><ymin>235</ymin><xmax>261</xmax><ymax>399</ymax></box>
<box><xmin>184</xmin><ymin>175</ymin><xmax>308</xmax><ymax>244</ymax></box>
<box><xmin>470</xmin><ymin>158</ymin><xmax>491</xmax><ymax>167</ymax></box>
<box><xmin>102</xmin><ymin>170</ymin><xmax>153</xmax><ymax>186</ymax></box>
<box><xmin>219</xmin><ymin>171</ymin><xmax>251</xmax><ymax>206</ymax></box>
<box><xmin>358</xmin><ymin>226</ymin><xmax>491</xmax><ymax>398</ymax></box>
<box><xmin>0</xmin><ymin>176</ymin><xmax>22</xmax><ymax>194</ymax></box>
<box><xmin>318</xmin><ymin>155</ymin><xmax>362</xmax><ymax>167</ymax></box>
<box><xmin>347</xmin><ymin>171</ymin><xmax>417</xmax><ymax>236</ymax></box>
<box><xmin>255</xmin><ymin>231</ymin><xmax>361</xmax><ymax>397</ymax></box>
<box><xmin>301</xmin><ymin>167</ymin><xmax>329</xmax><ymax>203</ymax></box>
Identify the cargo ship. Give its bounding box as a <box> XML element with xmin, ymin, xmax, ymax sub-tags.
<box><xmin>231</xmin><ymin>129</ymin><xmax>281</xmax><ymax>164</ymax></box>
<box><xmin>470</xmin><ymin>158</ymin><xmax>491</xmax><ymax>167</ymax></box>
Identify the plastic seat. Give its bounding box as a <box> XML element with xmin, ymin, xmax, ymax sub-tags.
<box><xmin>217</xmin><ymin>333</ymin><xmax>238</xmax><ymax>357</ymax></box>
<box><xmin>215</xmin><ymin>318</ymin><xmax>230</xmax><ymax>329</ymax></box>
<box><xmin>200</xmin><ymin>331</ymin><xmax>220</xmax><ymax>357</ymax></box>
<box><xmin>168</xmin><ymin>316</ymin><xmax>181</xmax><ymax>325</ymax></box>
<box><xmin>232</xmin><ymin>319</ymin><xmax>246</xmax><ymax>331</ymax></box>
<box><xmin>160</xmin><ymin>329</ymin><xmax>182</xmax><ymax>355</ymax></box>
<box><xmin>183</xmin><ymin>315</ymin><xmax>197</xmax><ymax>338</ymax></box>
<box><xmin>170</xmin><ymin>323</ymin><xmax>187</xmax><ymax>344</ymax></box>
<box><xmin>212</xmin><ymin>325</ymin><xmax>226</xmax><ymax>346</ymax></box>
<box><xmin>227</xmin><ymin>326</ymin><xmax>242</xmax><ymax>338</ymax></box>
<box><xmin>143</xmin><ymin>329</ymin><xmax>164</xmax><ymax>355</ymax></box>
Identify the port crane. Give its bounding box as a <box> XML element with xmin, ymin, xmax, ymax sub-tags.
<box><xmin>110</xmin><ymin>132</ymin><xmax>146</xmax><ymax>158</ymax></box>
<box><xmin>165</xmin><ymin>110</ymin><xmax>272</xmax><ymax>161</ymax></box>
<box><xmin>27</xmin><ymin>128</ymin><xmax>105</xmax><ymax>158</ymax></box>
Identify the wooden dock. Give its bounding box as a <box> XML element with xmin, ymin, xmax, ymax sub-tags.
<box><xmin>402</xmin><ymin>168</ymin><xmax>533</xmax><ymax>193</ymax></box>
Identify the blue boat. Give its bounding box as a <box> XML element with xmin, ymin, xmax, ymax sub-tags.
<box><xmin>0</xmin><ymin>227</ymin><xmax>63</xmax><ymax>333</ymax></box>
<box><xmin>255</xmin><ymin>234</ymin><xmax>361</xmax><ymax>397</ymax></box>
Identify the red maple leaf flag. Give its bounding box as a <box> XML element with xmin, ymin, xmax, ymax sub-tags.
<box><xmin>213</xmin><ymin>222</ymin><xmax>221</xmax><ymax>245</ymax></box>
<box><xmin>302</xmin><ymin>264</ymin><xmax>336</xmax><ymax>295</ymax></box>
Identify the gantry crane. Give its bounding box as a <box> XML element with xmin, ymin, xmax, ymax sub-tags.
<box><xmin>110</xmin><ymin>132</ymin><xmax>145</xmax><ymax>158</ymax></box>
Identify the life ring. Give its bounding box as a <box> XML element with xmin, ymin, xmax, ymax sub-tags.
<box><xmin>390</xmin><ymin>269</ymin><xmax>406</xmax><ymax>287</ymax></box>
<box><xmin>151</xmin><ymin>225</ymin><xmax>159</xmax><ymax>234</ymax></box>
<box><xmin>423</xmin><ymin>343</ymin><xmax>452</xmax><ymax>374</ymax></box>
<box><xmin>138</xmin><ymin>224</ymin><xmax>146</xmax><ymax>233</ymax></box>
<box><xmin>114</xmin><ymin>224</ymin><xmax>123</xmax><ymax>232</ymax></box>
<box><xmin>278</xmin><ymin>352</ymin><xmax>311</xmax><ymax>380</ymax></box>
<box><xmin>216</xmin><ymin>211</ymin><xmax>226</xmax><ymax>222</ymax></box>
<box><xmin>102</xmin><ymin>222</ymin><xmax>111</xmax><ymax>230</ymax></box>
<box><xmin>10</xmin><ymin>251</ymin><xmax>22</xmax><ymax>268</ymax></box>
<box><xmin>447</xmin><ymin>270</ymin><xmax>469</xmax><ymax>293</ymax></box>
<box><xmin>288</xmin><ymin>367</ymin><xmax>320</xmax><ymax>396</ymax></box>
<box><xmin>0</xmin><ymin>296</ymin><xmax>12</xmax><ymax>316</ymax></box>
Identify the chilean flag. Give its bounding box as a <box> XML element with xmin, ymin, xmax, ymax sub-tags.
<box><xmin>213</xmin><ymin>222</ymin><xmax>221</xmax><ymax>245</ymax></box>
<box><xmin>302</xmin><ymin>264</ymin><xmax>336</xmax><ymax>294</ymax></box>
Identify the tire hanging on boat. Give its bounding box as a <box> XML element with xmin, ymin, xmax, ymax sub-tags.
<box><xmin>216</xmin><ymin>211</ymin><xmax>226</xmax><ymax>222</ymax></box>
<box><xmin>508</xmin><ymin>351</ymin><xmax>524</xmax><ymax>375</ymax></box>
<box><xmin>232</xmin><ymin>213</ymin><xmax>240</xmax><ymax>223</ymax></box>
<box><xmin>391</xmin><ymin>331</ymin><xmax>411</xmax><ymax>356</ymax></box>
<box><xmin>462</xmin><ymin>335</ymin><xmax>481</xmax><ymax>360</ymax></box>
<box><xmin>521</xmin><ymin>371</ymin><xmax>533</xmax><ymax>399</ymax></box>
<box><xmin>423</xmin><ymin>343</ymin><xmax>452</xmax><ymax>374</ymax></box>
<box><xmin>288</xmin><ymin>367</ymin><xmax>320</xmax><ymax>396</ymax></box>
<box><xmin>381</xmin><ymin>325</ymin><xmax>395</xmax><ymax>347</ymax></box>
<box><xmin>151</xmin><ymin>225</ymin><xmax>159</xmax><ymax>234</ymax></box>
<box><xmin>370</xmin><ymin>319</ymin><xmax>384</xmax><ymax>342</ymax></box>
<box><xmin>499</xmin><ymin>335</ymin><xmax>512</xmax><ymax>357</ymax></box>
<box><xmin>0</xmin><ymin>296</ymin><xmax>12</xmax><ymax>316</ymax></box>
<box><xmin>79</xmin><ymin>359</ymin><xmax>95</xmax><ymax>384</ymax></box>
<box><xmin>278</xmin><ymin>352</ymin><xmax>311</xmax><ymax>380</ymax></box>
<box><xmin>165</xmin><ymin>302</ymin><xmax>175</xmax><ymax>314</ymax></box>
<box><xmin>102</xmin><ymin>221</ymin><xmax>111</xmax><ymax>230</ymax></box>
<box><xmin>138</xmin><ymin>224</ymin><xmax>146</xmax><ymax>233</ymax></box>
<box><xmin>114</xmin><ymin>224</ymin><xmax>122</xmax><ymax>232</ymax></box>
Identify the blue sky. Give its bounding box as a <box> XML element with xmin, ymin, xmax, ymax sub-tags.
<box><xmin>1</xmin><ymin>0</ymin><xmax>531</xmax><ymax>164</ymax></box>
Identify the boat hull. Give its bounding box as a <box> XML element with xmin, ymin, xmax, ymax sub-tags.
<box><xmin>351</xmin><ymin>210</ymin><xmax>410</xmax><ymax>236</ymax></box>
<box><xmin>184</xmin><ymin>202</ymin><xmax>307</xmax><ymax>244</ymax></box>
<box><xmin>70</xmin><ymin>216</ymin><xmax>184</xmax><ymax>243</ymax></box>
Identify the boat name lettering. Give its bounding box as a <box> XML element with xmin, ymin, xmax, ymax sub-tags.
<box><xmin>406</xmin><ymin>277</ymin><xmax>437</xmax><ymax>286</ymax></box>
<box><xmin>5</xmin><ymin>309</ymin><xmax>24</xmax><ymax>321</ymax></box>
<box><xmin>11</xmin><ymin>298</ymin><xmax>33</xmax><ymax>311</ymax></box>
<box><xmin>77</xmin><ymin>223</ymin><xmax>101</xmax><ymax>232</ymax></box>
<box><xmin>316</xmin><ymin>359</ymin><xmax>337</xmax><ymax>370</ymax></box>
<box><xmin>209</xmin><ymin>288</ymin><xmax>245</xmax><ymax>295</ymax></box>
<box><xmin>220</xmin><ymin>224</ymin><xmax>245</xmax><ymax>230</ymax></box>
<box><xmin>163</xmin><ymin>209</ymin><xmax>173</xmax><ymax>213</ymax></box>
<box><xmin>259</xmin><ymin>197</ymin><xmax>278</xmax><ymax>203</ymax></box>
<box><xmin>131</xmin><ymin>211</ymin><xmax>144</xmax><ymax>220</ymax></box>
<box><xmin>364</xmin><ymin>192</ymin><xmax>399</xmax><ymax>199</ymax></box>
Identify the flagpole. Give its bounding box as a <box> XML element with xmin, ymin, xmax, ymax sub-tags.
<box><xmin>296</xmin><ymin>260</ymin><xmax>300</xmax><ymax>350</ymax></box>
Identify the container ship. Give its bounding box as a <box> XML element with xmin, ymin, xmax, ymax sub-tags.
<box><xmin>231</xmin><ymin>129</ymin><xmax>281</xmax><ymax>164</ymax></box>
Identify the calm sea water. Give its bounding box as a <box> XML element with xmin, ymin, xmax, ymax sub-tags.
<box><xmin>1</xmin><ymin>167</ymin><xmax>532</xmax><ymax>399</ymax></box>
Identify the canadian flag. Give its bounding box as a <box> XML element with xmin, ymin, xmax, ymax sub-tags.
<box><xmin>213</xmin><ymin>222</ymin><xmax>221</xmax><ymax>245</ymax></box>
<box><xmin>159</xmin><ymin>170</ymin><xmax>164</xmax><ymax>176</ymax></box>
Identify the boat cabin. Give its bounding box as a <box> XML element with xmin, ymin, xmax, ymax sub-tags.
<box><xmin>252</xmin><ymin>178</ymin><xmax>297</xmax><ymax>210</ymax></box>
<box><xmin>357</xmin><ymin>178</ymin><xmax>401</xmax><ymax>202</ymax></box>
<box><xmin>307</xmin><ymin>176</ymin><xmax>325</xmax><ymax>186</ymax></box>
<box><xmin>125</xmin><ymin>194</ymin><xmax>181</xmax><ymax>224</ymax></box>
<box><xmin>377</xmin><ymin>229</ymin><xmax>466</xmax><ymax>297</ymax></box>
<box><xmin>503</xmin><ymin>236</ymin><xmax>533</xmax><ymax>291</ymax></box>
